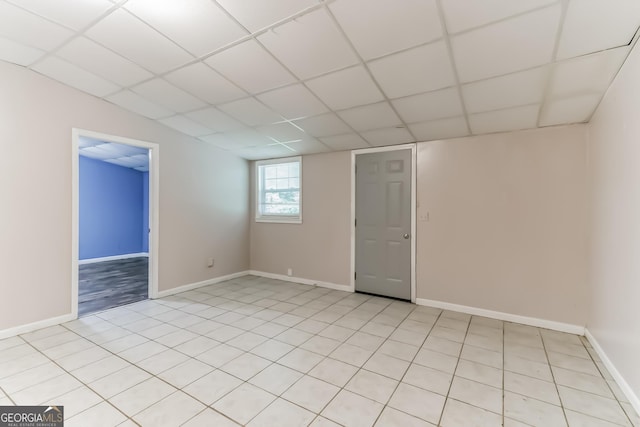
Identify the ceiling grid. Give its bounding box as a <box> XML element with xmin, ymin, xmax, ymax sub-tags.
<box><xmin>1</xmin><ymin>0</ymin><xmax>639</xmax><ymax>160</ymax></box>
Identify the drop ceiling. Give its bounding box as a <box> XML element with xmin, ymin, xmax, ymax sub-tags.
<box><xmin>2</xmin><ymin>0</ymin><xmax>639</xmax><ymax>160</ymax></box>
<box><xmin>79</xmin><ymin>136</ymin><xmax>149</xmax><ymax>171</ymax></box>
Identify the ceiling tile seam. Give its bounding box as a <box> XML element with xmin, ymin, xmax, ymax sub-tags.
<box><xmin>25</xmin><ymin>2</ymin><xmax>127</xmax><ymax>70</ymax></box>
<box><xmin>115</xmin><ymin>7</ymin><xmax>197</xmax><ymax>59</ymax></box>
<box><xmin>469</xmin><ymin>101</ymin><xmax>541</xmax><ymax>118</ymax></box>
<box><xmin>243</xmin><ymin>26</ymin><xmax>365</xmax><ymax>151</ymax></box>
<box><xmin>584</xmin><ymin>28</ymin><xmax>640</xmax><ymax>123</ymax></box>
<box><xmin>434</xmin><ymin>0</ymin><xmax>472</xmax><ymax>136</ymax></box>
<box><xmin>536</xmin><ymin>0</ymin><xmax>569</xmax><ymax>127</ymax></box>
<box><xmin>361</xmin><ymin>37</ymin><xmax>445</xmax><ymax>72</ymax></box>
<box><xmin>322</xmin><ymin>3</ymin><xmax>415</xmax><ymax>145</ymax></box>
<box><xmin>404</xmin><ymin>112</ymin><xmax>470</xmax><ymax>127</ymax></box>
<box><xmin>130</xmin><ymin>0</ymin><xmax>336</xmax><ymax>84</ymax></box>
<box><xmin>446</xmin><ymin>1</ymin><xmax>563</xmax><ymax>38</ymax></box>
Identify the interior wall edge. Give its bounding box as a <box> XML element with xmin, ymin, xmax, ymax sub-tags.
<box><xmin>154</xmin><ymin>270</ymin><xmax>251</xmax><ymax>299</ymax></box>
<box><xmin>585</xmin><ymin>329</ymin><xmax>640</xmax><ymax>417</ymax></box>
<box><xmin>415</xmin><ymin>297</ymin><xmax>585</xmax><ymax>336</ymax></box>
<box><xmin>248</xmin><ymin>270</ymin><xmax>350</xmax><ymax>292</ymax></box>
<box><xmin>0</xmin><ymin>313</ymin><xmax>76</xmax><ymax>341</ymax></box>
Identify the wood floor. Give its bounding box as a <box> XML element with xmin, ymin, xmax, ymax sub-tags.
<box><xmin>78</xmin><ymin>257</ymin><xmax>148</xmax><ymax>316</ymax></box>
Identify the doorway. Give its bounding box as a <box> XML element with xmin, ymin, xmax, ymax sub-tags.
<box><xmin>71</xmin><ymin>129</ymin><xmax>159</xmax><ymax>318</ymax></box>
<box><xmin>351</xmin><ymin>145</ymin><xmax>416</xmax><ymax>302</ymax></box>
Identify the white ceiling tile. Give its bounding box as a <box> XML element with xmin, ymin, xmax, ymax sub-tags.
<box><xmin>257</xmin><ymin>84</ymin><xmax>328</xmax><ymax>119</ymax></box>
<box><xmin>185</xmin><ymin>108</ymin><xmax>244</xmax><ymax>133</ymax></box>
<box><xmin>86</xmin><ymin>9</ymin><xmax>192</xmax><ymax>73</ymax></box>
<box><xmin>338</xmin><ymin>102</ymin><xmax>402</xmax><ymax>132</ymax></box>
<box><xmin>293</xmin><ymin>113</ymin><xmax>351</xmax><ymax>138</ymax></box>
<box><xmin>306</xmin><ymin>66</ymin><xmax>384</xmax><ymax>110</ymax></box>
<box><xmin>79</xmin><ymin>145</ymin><xmax>116</xmax><ymax>161</ymax></box>
<box><xmin>319</xmin><ymin>133</ymin><xmax>369</xmax><ymax>150</ymax></box>
<box><xmin>452</xmin><ymin>5</ymin><xmax>560</xmax><ymax>83</ymax></box>
<box><xmin>7</xmin><ymin>0</ymin><xmax>113</xmax><ymax>30</ymax></box>
<box><xmin>199</xmin><ymin>133</ymin><xmax>234</xmax><ymax>150</ymax></box>
<box><xmin>124</xmin><ymin>0</ymin><xmax>247</xmax><ymax>56</ymax></box>
<box><xmin>469</xmin><ymin>104</ymin><xmax>540</xmax><ymax>134</ymax></box>
<box><xmin>462</xmin><ymin>67</ymin><xmax>549</xmax><ymax>114</ymax></box>
<box><xmin>256</xmin><ymin>123</ymin><xmax>307</xmax><ymax>143</ymax></box>
<box><xmin>106</xmin><ymin>143</ymin><xmax>148</xmax><ymax>157</ymax></box>
<box><xmin>360</xmin><ymin>127</ymin><xmax>414</xmax><ymax>147</ymax></box>
<box><xmin>56</xmin><ymin>37</ymin><xmax>153</xmax><ymax>87</ymax></box>
<box><xmin>217</xmin><ymin>0</ymin><xmax>319</xmax><ymax>32</ymax></box>
<box><xmin>258</xmin><ymin>8</ymin><xmax>358</xmax><ymax>79</ymax></box>
<box><xmin>165</xmin><ymin>63</ymin><xmax>246</xmax><ymax>105</ymax></box>
<box><xmin>0</xmin><ymin>2</ymin><xmax>73</xmax><ymax>50</ymax></box>
<box><xmin>78</xmin><ymin>136</ymin><xmax>102</xmax><ymax>149</ymax></box>
<box><xmin>132</xmin><ymin>78</ymin><xmax>206</xmax><ymax>113</ymax></box>
<box><xmin>409</xmin><ymin>116</ymin><xmax>469</xmax><ymax>141</ymax></box>
<box><xmin>539</xmin><ymin>94</ymin><xmax>601</xmax><ymax>126</ymax></box>
<box><xmin>235</xmin><ymin>144</ymin><xmax>297</xmax><ymax>160</ymax></box>
<box><xmin>368</xmin><ymin>42</ymin><xmax>455</xmax><ymax>98</ymax></box>
<box><xmin>205</xmin><ymin>40</ymin><xmax>296</xmax><ymax>94</ymax></box>
<box><xmin>158</xmin><ymin>115</ymin><xmax>213</xmax><ymax>137</ymax></box>
<box><xmin>105</xmin><ymin>157</ymin><xmax>143</xmax><ymax>168</ymax></box>
<box><xmin>224</xmin><ymin>129</ymin><xmax>275</xmax><ymax>148</ymax></box>
<box><xmin>284</xmin><ymin>138</ymin><xmax>330</xmax><ymax>155</ymax></box>
<box><xmin>330</xmin><ymin>0</ymin><xmax>442</xmax><ymax>60</ymax></box>
<box><xmin>557</xmin><ymin>0</ymin><xmax>640</xmax><ymax>59</ymax></box>
<box><xmin>0</xmin><ymin>37</ymin><xmax>44</xmax><ymax>66</ymax></box>
<box><xmin>106</xmin><ymin>90</ymin><xmax>173</xmax><ymax>119</ymax></box>
<box><xmin>32</xmin><ymin>57</ymin><xmax>120</xmax><ymax>97</ymax></box>
<box><xmin>549</xmin><ymin>48</ymin><xmax>628</xmax><ymax>99</ymax></box>
<box><xmin>392</xmin><ymin>87</ymin><xmax>463</xmax><ymax>124</ymax></box>
<box><xmin>441</xmin><ymin>0</ymin><xmax>557</xmax><ymax>33</ymax></box>
<box><xmin>217</xmin><ymin>97</ymin><xmax>283</xmax><ymax>126</ymax></box>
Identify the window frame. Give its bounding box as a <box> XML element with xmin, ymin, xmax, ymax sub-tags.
<box><xmin>255</xmin><ymin>156</ymin><xmax>302</xmax><ymax>224</ymax></box>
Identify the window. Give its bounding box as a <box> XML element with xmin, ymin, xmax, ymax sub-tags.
<box><xmin>256</xmin><ymin>157</ymin><xmax>302</xmax><ymax>223</ymax></box>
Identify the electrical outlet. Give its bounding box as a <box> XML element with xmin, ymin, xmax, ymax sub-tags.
<box><xmin>287</xmin><ymin>268</ymin><xmax>292</xmax><ymax>276</ymax></box>
<box><xmin>207</xmin><ymin>258</ymin><xmax>214</xmax><ymax>268</ymax></box>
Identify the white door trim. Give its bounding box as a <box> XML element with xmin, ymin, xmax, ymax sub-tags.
<box><xmin>71</xmin><ymin>128</ymin><xmax>160</xmax><ymax>320</ymax></box>
<box><xmin>350</xmin><ymin>143</ymin><xmax>417</xmax><ymax>303</ymax></box>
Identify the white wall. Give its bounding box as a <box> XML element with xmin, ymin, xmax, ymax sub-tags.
<box><xmin>250</xmin><ymin>151</ymin><xmax>351</xmax><ymax>287</ymax></box>
<box><xmin>417</xmin><ymin>126</ymin><xmax>588</xmax><ymax>327</ymax></box>
<box><xmin>0</xmin><ymin>61</ymin><xmax>250</xmax><ymax>332</ymax></box>
<box><xmin>250</xmin><ymin>125</ymin><xmax>589</xmax><ymax>327</ymax></box>
<box><xmin>587</xmin><ymin>39</ymin><xmax>640</xmax><ymax>405</ymax></box>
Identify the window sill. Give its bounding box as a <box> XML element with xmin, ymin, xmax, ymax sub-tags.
<box><xmin>255</xmin><ymin>217</ymin><xmax>302</xmax><ymax>224</ymax></box>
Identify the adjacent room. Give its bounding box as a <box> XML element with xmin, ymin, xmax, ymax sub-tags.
<box><xmin>78</xmin><ymin>136</ymin><xmax>151</xmax><ymax>316</ymax></box>
<box><xmin>0</xmin><ymin>0</ymin><xmax>639</xmax><ymax>426</ymax></box>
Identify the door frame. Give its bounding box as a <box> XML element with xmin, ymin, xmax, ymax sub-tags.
<box><xmin>71</xmin><ymin>128</ymin><xmax>160</xmax><ymax>319</ymax></box>
<box><xmin>350</xmin><ymin>144</ymin><xmax>417</xmax><ymax>303</ymax></box>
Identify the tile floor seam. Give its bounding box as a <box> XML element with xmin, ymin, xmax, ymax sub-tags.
<box><xmin>317</xmin><ymin>298</ymin><xmax>432</xmax><ymax>427</ymax></box>
<box><xmin>16</xmin><ymin>334</ymin><xmax>140</xmax><ymax>426</ymax></box>
<box><xmin>436</xmin><ymin>312</ymin><xmax>472</xmax><ymax>426</ymax></box>
<box><xmin>540</xmin><ymin>331</ymin><xmax>571</xmax><ymax>427</ymax></box>
<box><xmin>1</xmin><ymin>276</ymin><xmax>637</xmax><ymax>427</ymax></box>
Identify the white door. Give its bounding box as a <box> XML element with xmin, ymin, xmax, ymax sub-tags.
<box><xmin>355</xmin><ymin>149</ymin><xmax>412</xmax><ymax>300</ymax></box>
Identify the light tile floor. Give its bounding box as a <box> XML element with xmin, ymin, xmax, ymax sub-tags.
<box><xmin>0</xmin><ymin>275</ymin><xmax>638</xmax><ymax>427</ymax></box>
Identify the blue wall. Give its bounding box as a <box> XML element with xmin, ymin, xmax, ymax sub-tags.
<box><xmin>79</xmin><ymin>156</ymin><xmax>148</xmax><ymax>260</ymax></box>
<box><xmin>142</xmin><ymin>172</ymin><xmax>149</xmax><ymax>253</ymax></box>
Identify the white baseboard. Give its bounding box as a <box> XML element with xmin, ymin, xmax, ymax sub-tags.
<box><xmin>0</xmin><ymin>313</ymin><xmax>76</xmax><ymax>340</ymax></box>
<box><xmin>585</xmin><ymin>329</ymin><xmax>640</xmax><ymax>416</ymax></box>
<box><xmin>415</xmin><ymin>298</ymin><xmax>585</xmax><ymax>335</ymax></box>
<box><xmin>78</xmin><ymin>252</ymin><xmax>149</xmax><ymax>265</ymax></box>
<box><xmin>155</xmin><ymin>270</ymin><xmax>250</xmax><ymax>298</ymax></box>
<box><xmin>248</xmin><ymin>270</ymin><xmax>350</xmax><ymax>292</ymax></box>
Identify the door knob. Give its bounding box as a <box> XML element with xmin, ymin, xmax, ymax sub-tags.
<box><xmin>403</xmin><ymin>233</ymin><xmax>410</xmax><ymax>239</ymax></box>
